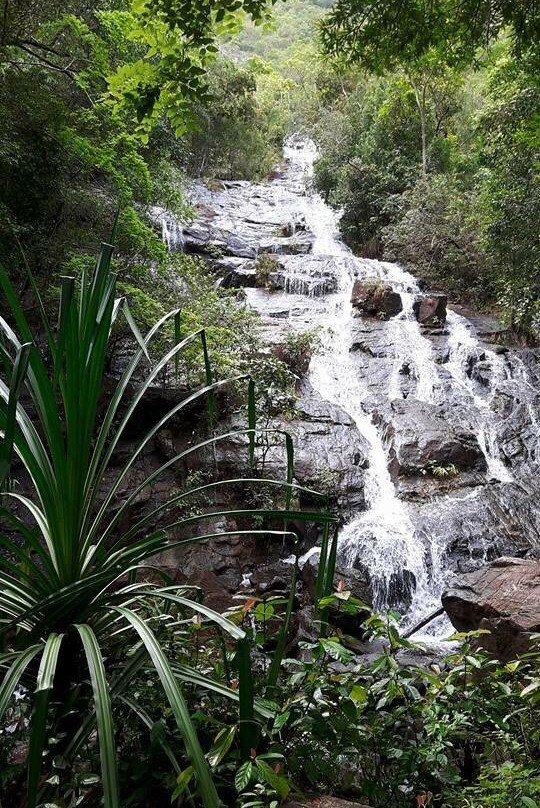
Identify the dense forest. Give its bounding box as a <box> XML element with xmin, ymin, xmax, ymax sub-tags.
<box><xmin>1</xmin><ymin>0</ymin><xmax>538</xmax><ymax>334</ymax></box>
<box><xmin>0</xmin><ymin>0</ymin><xmax>539</xmax><ymax>807</ymax></box>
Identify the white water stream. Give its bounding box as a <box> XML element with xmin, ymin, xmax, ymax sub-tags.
<box><xmin>283</xmin><ymin>141</ymin><xmax>531</xmax><ymax>635</ymax></box>
<box><xmin>157</xmin><ymin>139</ymin><xmax>539</xmax><ymax>639</ymax></box>
<box><xmin>283</xmin><ymin>143</ymin><xmax>447</xmax><ymax>629</ymax></box>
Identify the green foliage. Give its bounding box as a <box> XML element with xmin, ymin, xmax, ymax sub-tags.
<box><xmin>273</xmin><ymin>327</ymin><xmax>322</xmax><ymax>376</ymax></box>
<box><xmin>168</xmin><ymin>253</ymin><xmax>261</xmax><ymax>381</ymax></box>
<box><xmin>185</xmin><ymin>57</ymin><xmax>281</xmax><ymax>180</ymax></box>
<box><xmin>255</xmin><ymin>253</ymin><xmax>279</xmax><ymax>288</ymax></box>
<box><xmin>475</xmin><ymin>52</ymin><xmax>540</xmax><ymax>336</ymax></box>
<box><xmin>320</xmin><ymin>0</ymin><xmax>540</xmax><ymax>70</ymax></box>
<box><xmin>0</xmin><ymin>0</ymin><xmax>281</xmax><ymax>320</ymax></box>
<box><xmin>0</xmin><ymin>244</ymin><xmax>333</xmax><ymax>807</ymax></box>
<box><xmin>382</xmin><ymin>174</ymin><xmax>493</xmax><ymax>304</ymax></box>
<box><xmin>456</xmin><ymin>762</ymin><xmax>540</xmax><ymax>807</ymax></box>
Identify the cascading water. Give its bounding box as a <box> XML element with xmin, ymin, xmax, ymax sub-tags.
<box><xmin>161</xmin><ymin>138</ymin><xmax>540</xmax><ymax>638</ymax></box>
<box><xmin>151</xmin><ymin>206</ymin><xmax>185</xmax><ymax>252</ymax></box>
<box><xmin>445</xmin><ymin>311</ymin><xmax>514</xmax><ymax>482</ymax></box>
<box><xmin>283</xmin><ymin>143</ymin><xmax>450</xmax><ymax>629</ymax></box>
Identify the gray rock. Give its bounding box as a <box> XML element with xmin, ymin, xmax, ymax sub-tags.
<box><xmin>258</xmin><ymin>234</ymin><xmax>313</xmax><ymax>255</ymax></box>
<box><xmin>374</xmin><ymin>399</ymin><xmax>487</xmax><ymax>478</ymax></box>
<box><xmin>268</xmin><ymin>255</ymin><xmax>341</xmax><ymax>297</ymax></box>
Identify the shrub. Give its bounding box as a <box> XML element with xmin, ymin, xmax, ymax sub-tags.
<box><xmin>0</xmin><ymin>244</ymin><xmax>333</xmax><ymax>807</ymax></box>
<box><xmin>273</xmin><ymin>328</ymin><xmax>322</xmax><ymax>375</ymax></box>
<box><xmin>255</xmin><ymin>254</ymin><xmax>279</xmax><ymax>288</ymax></box>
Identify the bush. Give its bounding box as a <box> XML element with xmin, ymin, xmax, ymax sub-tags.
<box><xmin>255</xmin><ymin>253</ymin><xmax>279</xmax><ymax>288</ymax></box>
<box><xmin>382</xmin><ymin>174</ymin><xmax>494</xmax><ymax>305</ymax></box>
<box><xmin>273</xmin><ymin>327</ymin><xmax>322</xmax><ymax>375</ymax></box>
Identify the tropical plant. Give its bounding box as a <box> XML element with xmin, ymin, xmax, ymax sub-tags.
<box><xmin>0</xmin><ymin>243</ymin><xmax>335</xmax><ymax>807</ymax></box>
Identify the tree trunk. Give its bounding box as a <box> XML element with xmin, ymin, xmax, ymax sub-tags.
<box><xmin>411</xmin><ymin>77</ymin><xmax>428</xmax><ymax>177</ymax></box>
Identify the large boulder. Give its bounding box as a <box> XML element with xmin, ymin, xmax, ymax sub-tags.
<box><xmin>351</xmin><ymin>278</ymin><xmax>402</xmax><ymax>318</ymax></box>
<box><xmin>442</xmin><ymin>557</ymin><xmax>540</xmax><ymax>659</ymax></box>
<box><xmin>374</xmin><ymin>399</ymin><xmax>487</xmax><ymax>479</ymax></box>
<box><xmin>413</xmin><ymin>293</ymin><xmax>447</xmax><ymax>325</ymax></box>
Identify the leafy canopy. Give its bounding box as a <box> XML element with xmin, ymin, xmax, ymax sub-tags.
<box><xmin>319</xmin><ymin>0</ymin><xmax>540</xmax><ymax>70</ymax></box>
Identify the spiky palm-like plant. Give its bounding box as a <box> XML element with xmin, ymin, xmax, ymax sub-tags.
<box><xmin>0</xmin><ymin>245</ymin><xmax>335</xmax><ymax>807</ymax></box>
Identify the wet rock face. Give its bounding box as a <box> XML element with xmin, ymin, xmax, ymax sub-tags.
<box><xmin>211</xmin><ymin>379</ymin><xmax>371</xmax><ymax>517</ymax></box>
<box><xmin>268</xmin><ymin>255</ymin><xmax>341</xmax><ymax>297</ymax></box>
<box><xmin>374</xmin><ymin>399</ymin><xmax>487</xmax><ymax>479</ymax></box>
<box><xmin>351</xmin><ymin>278</ymin><xmax>403</xmax><ymax>318</ymax></box>
<box><xmin>442</xmin><ymin>557</ymin><xmax>540</xmax><ymax>660</ymax></box>
<box><xmin>410</xmin><ymin>483</ymin><xmax>539</xmax><ymax>578</ymax></box>
<box><xmin>258</xmin><ymin>233</ymin><xmax>313</xmax><ymax>255</ymax></box>
<box><xmin>218</xmin><ymin>257</ymin><xmax>257</xmax><ymax>288</ymax></box>
<box><xmin>413</xmin><ymin>293</ymin><xmax>447</xmax><ymax>325</ymax></box>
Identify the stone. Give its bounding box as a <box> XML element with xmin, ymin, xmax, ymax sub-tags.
<box><xmin>258</xmin><ymin>234</ymin><xmax>313</xmax><ymax>255</ymax></box>
<box><xmin>374</xmin><ymin>399</ymin><xmax>487</xmax><ymax>478</ymax></box>
<box><xmin>413</xmin><ymin>293</ymin><xmax>447</xmax><ymax>325</ymax></box>
<box><xmin>442</xmin><ymin>557</ymin><xmax>540</xmax><ymax>660</ymax></box>
<box><xmin>267</xmin><ymin>255</ymin><xmax>341</xmax><ymax>297</ymax></box>
<box><xmin>219</xmin><ymin>259</ymin><xmax>257</xmax><ymax>288</ymax></box>
<box><xmin>351</xmin><ymin>278</ymin><xmax>402</xmax><ymax>318</ymax></box>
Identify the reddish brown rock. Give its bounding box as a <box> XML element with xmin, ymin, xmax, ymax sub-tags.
<box><xmin>351</xmin><ymin>278</ymin><xmax>402</xmax><ymax>318</ymax></box>
<box><xmin>413</xmin><ymin>293</ymin><xmax>447</xmax><ymax>325</ymax></box>
<box><xmin>442</xmin><ymin>557</ymin><xmax>540</xmax><ymax>660</ymax></box>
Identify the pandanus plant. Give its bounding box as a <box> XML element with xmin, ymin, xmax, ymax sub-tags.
<box><xmin>0</xmin><ymin>245</ymin><xmax>335</xmax><ymax>807</ymax></box>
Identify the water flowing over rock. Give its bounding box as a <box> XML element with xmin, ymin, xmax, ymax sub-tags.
<box><xmin>156</xmin><ymin>139</ymin><xmax>540</xmax><ymax>642</ymax></box>
<box><xmin>442</xmin><ymin>557</ymin><xmax>540</xmax><ymax>659</ymax></box>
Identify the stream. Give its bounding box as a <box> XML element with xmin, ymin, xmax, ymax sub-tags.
<box><xmin>156</xmin><ymin>140</ymin><xmax>540</xmax><ymax>638</ymax></box>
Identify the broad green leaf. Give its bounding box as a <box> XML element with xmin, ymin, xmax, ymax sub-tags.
<box><xmin>235</xmin><ymin>760</ymin><xmax>253</xmax><ymax>792</ymax></box>
<box><xmin>254</xmin><ymin>758</ymin><xmax>290</xmax><ymax>798</ymax></box>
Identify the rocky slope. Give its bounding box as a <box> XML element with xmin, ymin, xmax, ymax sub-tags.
<box><xmin>151</xmin><ymin>143</ymin><xmax>540</xmax><ymax>638</ymax></box>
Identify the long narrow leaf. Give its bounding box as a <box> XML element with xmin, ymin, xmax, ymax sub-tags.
<box><xmin>27</xmin><ymin>633</ymin><xmax>63</xmax><ymax>808</ymax></box>
<box><xmin>236</xmin><ymin>637</ymin><xmax>256</xmax><ymax>760</ymax></box>
<box><xmin>266</xmin><ymin>562</ymin><xmax>297</xmax><ymax>691</ymax></box>
<box><xmin>76</xmin><ymin>624</ymin><xmax>119</xmax><ymax>808</ymax></box>
<box><xmin>114</xmin><ymin>606</ymin><xmax>220</xmax><ymax>808</ymax></box>
<box><xmin>0</xmin><ymin>342</ymin><xmax>31</xmax><ymax>489</ymax></box>
<box><xmin>0</xmin><ymin>645</ymin><xmax>42</xmax><ymax>723</ymax></box>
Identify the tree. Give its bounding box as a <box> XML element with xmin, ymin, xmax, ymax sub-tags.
<box><xmin>475</xmin><ymin>51</ymin><xmax>540</xmax><ymax>334</ymax></box>
<box><xmin>404</xmin><ymin>50</ymin><xmax>463</xmax><ymax>176</ymax></box>
<box><xmin>185</xmin><ymin>57</ymin><xmax>280</xmax><ymax>180</ymax></box>
<box><xmin>0</xmin><ymin>0</ymin><xmax>279</xmax><ymax>293</ymax></box>
<box><xmin>319</xmin><ymin>0</ymin><xmax>539</xmax><ymax>71</ymax></box>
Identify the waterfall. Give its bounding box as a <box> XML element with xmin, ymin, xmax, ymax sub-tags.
<box><xmin>160</xmin><ymin>138</ymin><xmax>539</xmax><ymax>639</ymax></box>
<box><xmin>445</xmin><ymin>311</ymin><xmax>513</xmax><ymax>482</ymax></box>
<box><xmin>284</xmin><ymin>144</ymin><xmax>448</xmax><ymax>630</ymax></box>
<box><xmin>282</xmin><ymin>140</ymin><xmax>537</xmax><ymax>637</ymax></box>
<box><xmin>151</xmin><ymin>206</ymin><xmax>185</xmax><ymax>252</ymax></box>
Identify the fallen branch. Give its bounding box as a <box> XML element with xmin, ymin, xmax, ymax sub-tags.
<box><xmin>403</xmin><ymin>607</ymin><xmax>444</xmax><ymax>639</ymax></box>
